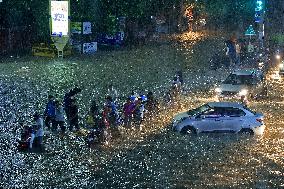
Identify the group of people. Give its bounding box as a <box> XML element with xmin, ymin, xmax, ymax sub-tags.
<box><xmin>18</xmin><ymin>87</ymin><xmax>82</xmax><ymax>151</ymax></box>
<box><xmin>210</xmin><ymin>37</ymin><xmax>242</xmax><ymax>70</ymax></box>
<box><xmin>225</xmin><ymin>37</ymin><xmax>241</xmax><ymax>67</ymax></box>
<box><xmin>18</xmin><ymin>72</ymin><xmax>184</xmax><ymax>151</ymax></box>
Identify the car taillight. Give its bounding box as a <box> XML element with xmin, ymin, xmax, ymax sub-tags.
<box><xmin>256</xmin><ymin>118</ymin><xmax>263</xmax><ymax>124</ymax></box>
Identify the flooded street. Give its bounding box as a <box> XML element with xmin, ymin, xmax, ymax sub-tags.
<box><xmin>0</xmin><ymin>36</ymin><xmax>284</xmax><ymax>188</ymax></box>
<box><xmin>93</xmin><ymin>92</ymin><xmax>284</xmax><ymax>188</ymax></box>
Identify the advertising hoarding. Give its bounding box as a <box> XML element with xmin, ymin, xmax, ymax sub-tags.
<box><xmin>51</xmin><ymin>1</ymin><xmax>69</xmax><ymax>36</ymax></box>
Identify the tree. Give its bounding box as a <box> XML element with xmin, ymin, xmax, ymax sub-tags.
<box><xmin>196</xmin><ymin>0</ymin><xmax>254</xmax><ymax>31</ymax></box>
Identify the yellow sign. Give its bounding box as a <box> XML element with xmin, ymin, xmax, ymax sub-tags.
<box><xmin>51</xmin><ymin>1</ymin><xmax>69</xmax><ymax>36</ymax></box>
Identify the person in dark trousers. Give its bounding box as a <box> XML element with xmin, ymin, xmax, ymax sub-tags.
<box><xmin>225</xmin><ymin>39</ymin><xmax>237</xmax><ymax>67</ymax></box>
<box><xmin>145</xmin><ymin>91</ymin><xmax>159</xmax><ymax>116</ymax></box>
<box><xmin>104</xmin><ymin>96</ymin><xmax>118</xmax><ymax>127</ymax></box>
<box><xmin>176</xmin><ymin>70</ymin><xmax>183</xmax><ymax>86</ymax></box>
<box><xmin>68</xmin><ymin>99</ymin><xmax>80</xmax><ymax>131</ymax></box>
<box><xmin>44</xmin><ymin>95</ymin><xmax>56</xmax><ymax>130</ymax></box>
<box><xmin>63</xmin><ymin>87</ymin><xmax>81</xmax><ymax>123</ymax></box>
<box><xmin>90</xmin><ymin>99</ymin><xmax>100</xmax><ymax>124</ymax></box>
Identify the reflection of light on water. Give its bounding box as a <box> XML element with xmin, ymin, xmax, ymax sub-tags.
<box><xmin>46</xmin><ymin>61</ymin><xmax>76</xmax><ymax>94</ymax></box>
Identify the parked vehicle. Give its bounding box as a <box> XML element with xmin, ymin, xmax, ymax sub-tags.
<box><xmin>172</xmin><ymin>102</ymin><xmax>265</xmax><ymax>135</ymax></box>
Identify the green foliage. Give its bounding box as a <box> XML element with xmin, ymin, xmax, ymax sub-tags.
<box><xmin>197</xmin><ymin>0</ymin><xmax>255</xmax><ymax>30</ymax></box>
<box><xmin>271</xmin><ymin>34</ymin><xmax>284</xmax><ymax>45</ymax></box>
<box><xmin>1</xmin><ymin>0</ymin><xmax>257</xmax><ymax>43</ymax></box>
<box><xmin>30</xmin><ymin>0</ymin><xmax>50</xmax><ymax>42</ymax></box>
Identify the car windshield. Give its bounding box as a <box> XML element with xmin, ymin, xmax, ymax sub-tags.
<box><xmin>223</xmin><ymin>74</ymin><xmax>254</xmax><ymax>85</ymax></box>
<box><xmin>187</xmin><ymin>104</ymin><xmax>210</xmax><ymax>116</ymax></box>
<box><xmin>243</xmin><ymin>106</ymin><xmax>257</xmax><ymax>115</ymax></box>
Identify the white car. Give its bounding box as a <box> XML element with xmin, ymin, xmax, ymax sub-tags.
<box><xmin>215</xmin><ymin>69</ymin><xmax>265</xmax><ymax>102</ymax></box>
<box><xmin>172</xmin><ymin>102</ymin><xmax>265</xmax><ymax>135</ymax></box>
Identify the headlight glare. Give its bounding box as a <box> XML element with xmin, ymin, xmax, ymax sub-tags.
<box><xmin>215</xmin><ymin>88</ymin><xmax>222</xmax><ymax>93</ymax></box>
<box><xmin>239</xmin><ymin>89</ymin><xmax>248</xmax><ymax>96</ymax></box>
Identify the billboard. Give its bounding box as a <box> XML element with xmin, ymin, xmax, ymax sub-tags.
<box><xmin>51</xmin><ymin>1</ymin><xmax>69</xmax><ymax>36</ymax></box>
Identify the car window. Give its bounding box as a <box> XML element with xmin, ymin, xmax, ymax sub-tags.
<box><xmin>187</xmin><ymin>104</ymin><xmax>210</xmax><ymax>116</ymax></box>
<box><xmin>223</xmin><ymin>74</ymin><xmax>254</xmax><ymax>85</ymax></box>
<box><xmin>201</xmin><ymin>108</ymin><xmax>223</xmax><ymax>118</ymax></box>
<box><xmin>223</xmin><ymin>107</ymin><xmax>245</xmax><ymax>117</ymax></box>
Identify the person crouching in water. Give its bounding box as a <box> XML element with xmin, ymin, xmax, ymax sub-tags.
<box><xmin>87</xmin><ymin>115</ymin><xmax>110</xmax><ymax>146</ymax></box>
<box><xmin>18</xmin><ymin>124</ymin><xmax>33</xmax><ymax>151</ymax></box>
<box><xmin>30</xmin><ymin>113</ymin><xmax>44</xmax><ymax>151</ymax></box>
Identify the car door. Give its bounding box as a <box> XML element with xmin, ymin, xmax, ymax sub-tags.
<box><xmin>194</xmin><ymin>107</ymin><xmax>226</xmax><ymax>133</ymax></box>
<box><xmin>221</xmin><ymin>107</ymin><xmax>246</xmax><ymax>132</ymax></box>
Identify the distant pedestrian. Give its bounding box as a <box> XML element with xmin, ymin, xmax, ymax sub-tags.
<box><xmin>44</xmin><ymin>95</ymin><xmax>56</xmax><ymax>129</ymax></box>
<box><xmin>225</xmin><ymin>39</ymin><xmax>237</xmax><ymax>67</ymax></box>
<box><xmin>176</xmin><ymin>70</ymin><xmax>184</xmax><ymax>86</ymax></box>
<box><xmin>235</xmin><ymin>41</ymin><xmax>241</xmax><ymax>65</ymax></box>
<box><xmin>172</xmin><ymin>76</ymin><xmax>182</xmax><ymax>94</ymax></box>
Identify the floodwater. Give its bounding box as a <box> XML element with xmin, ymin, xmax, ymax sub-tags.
<box><xmin>1</xmin><ymin>36</ymin><xmax>284</xmax><ymax>188</ymax></box>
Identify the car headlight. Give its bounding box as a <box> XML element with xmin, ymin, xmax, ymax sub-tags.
<box><xmin>173</xmin><ymin>117</ymin><xmax>186</xmax><ymax>124</ymax></box>
<box><xmin>279</xmin><ymin>64</ymin><xmax>284</xmax><ymax>69</ymax></box>
<box><xmin>215</xmin><ymin>87</ymin><xmax>222</xmax><ymax>93</ymax></box>
<box><xmin>239</xmin><ymin>89</ymin><xmax>248</xmax><ymax>96</ymax></box>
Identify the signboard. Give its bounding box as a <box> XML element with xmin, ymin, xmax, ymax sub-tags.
<box><xmin>245</xmin><ymin>25</ymin><xmax>256</xmax><ymax>36</ymax></box>
<box><xmin>51</xmin><ymin>1</ymin><xmax>69</xmax><ymax>36</ymax></box>
<box><xmin>83</xmin><ymin>42</ymin><xmax>97</xmax><ymax>54</ymax></box>
<box><xmin>255</xmin><ymin>11</ymin><xmax>262</xmax><ymax>23</ymax></box>
<box><xmin>248</xmin><ymin>42</ymin><xmax>254</xmax><ymax>53</ymax></box>
<box><xmin>71</xmin><ymin>22</ymin><xmax>82</xmax><ymax>34</ymax></box>
<box><xmin>83</xmin><ymin>22</ymin><xmax>92</xmax><ymax>34</ymax></box>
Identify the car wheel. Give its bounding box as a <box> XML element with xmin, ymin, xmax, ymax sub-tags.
<box><xmin>239</xmin><ymin>129</ymin><xmax>254</xmax><ymax>135</ymax></box>
<box><xmin>181</xmin><ymin>126</ymin><xmax>196</xmax><ymax>135</ymax></box>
